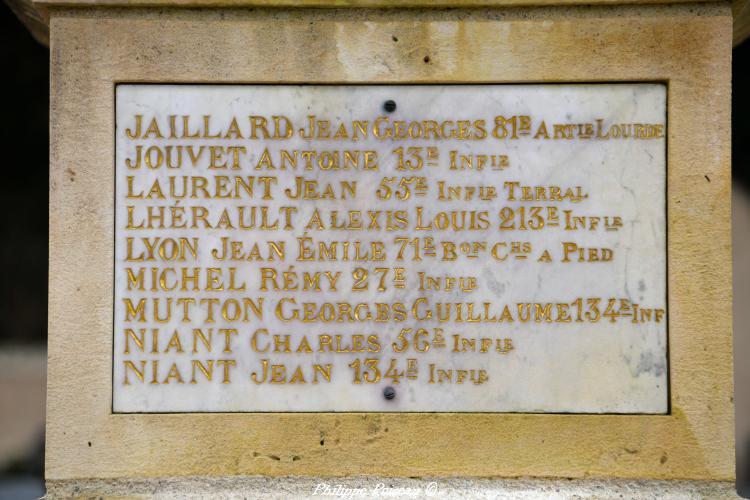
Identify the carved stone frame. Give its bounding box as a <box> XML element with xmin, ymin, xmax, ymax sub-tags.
<box><xmin>46</xmin><ymin>4</ymin><xmax>733</xmax><ymax>480</ymax></box>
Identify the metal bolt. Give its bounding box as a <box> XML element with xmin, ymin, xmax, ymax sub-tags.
<box><xmin>383</xmin><ymin>386</ymin><xmax>396</xmax><ymax>400</ymax></box>
<box><xmin>383</xmin><ymin>100</ymin><xmax>397</xmax><ymax>113</ymax></box>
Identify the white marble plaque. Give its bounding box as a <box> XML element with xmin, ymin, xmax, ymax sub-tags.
<box><xmin>114</xmin><ymin>84</ymin><xmax>667</xmax><ymax>413</ymax></box>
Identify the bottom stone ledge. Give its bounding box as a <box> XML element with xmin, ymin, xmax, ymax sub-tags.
<box><xmin>45</xmin><ymin>476</ymin><xmax>739</xmax><ymax>499</ymax></box>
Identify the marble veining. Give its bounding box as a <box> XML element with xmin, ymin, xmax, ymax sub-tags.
<box><xmin>113</xmin><ymin>84</ymin><xmax>667</xmax><ymax>413</ymax></box>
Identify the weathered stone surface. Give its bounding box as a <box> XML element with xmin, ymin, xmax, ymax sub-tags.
<box><xmin>45</xmin><ymin>476</ymin><xmax>741</xmax><ymax>499</ymax></box>
<box><xmin>10</xmin><ymin>0</ymin><xmax>750</xmax><ymax>48</ymax></box>
<box><xmin>46</xmin><ymin>2</ymin><xmax>733</xmax><ymax>481</ymax></box>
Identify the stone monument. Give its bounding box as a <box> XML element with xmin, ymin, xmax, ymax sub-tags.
<box><xmin>40</xmin><ymin>0</ymin><xmax>734</xmax><ymax>496</ymax></box>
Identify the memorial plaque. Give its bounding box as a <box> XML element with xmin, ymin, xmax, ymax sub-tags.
<box><xmin>114</xmin><ymin>84</ymin><xmax>667</xmax><ymax>413</ymax></box>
